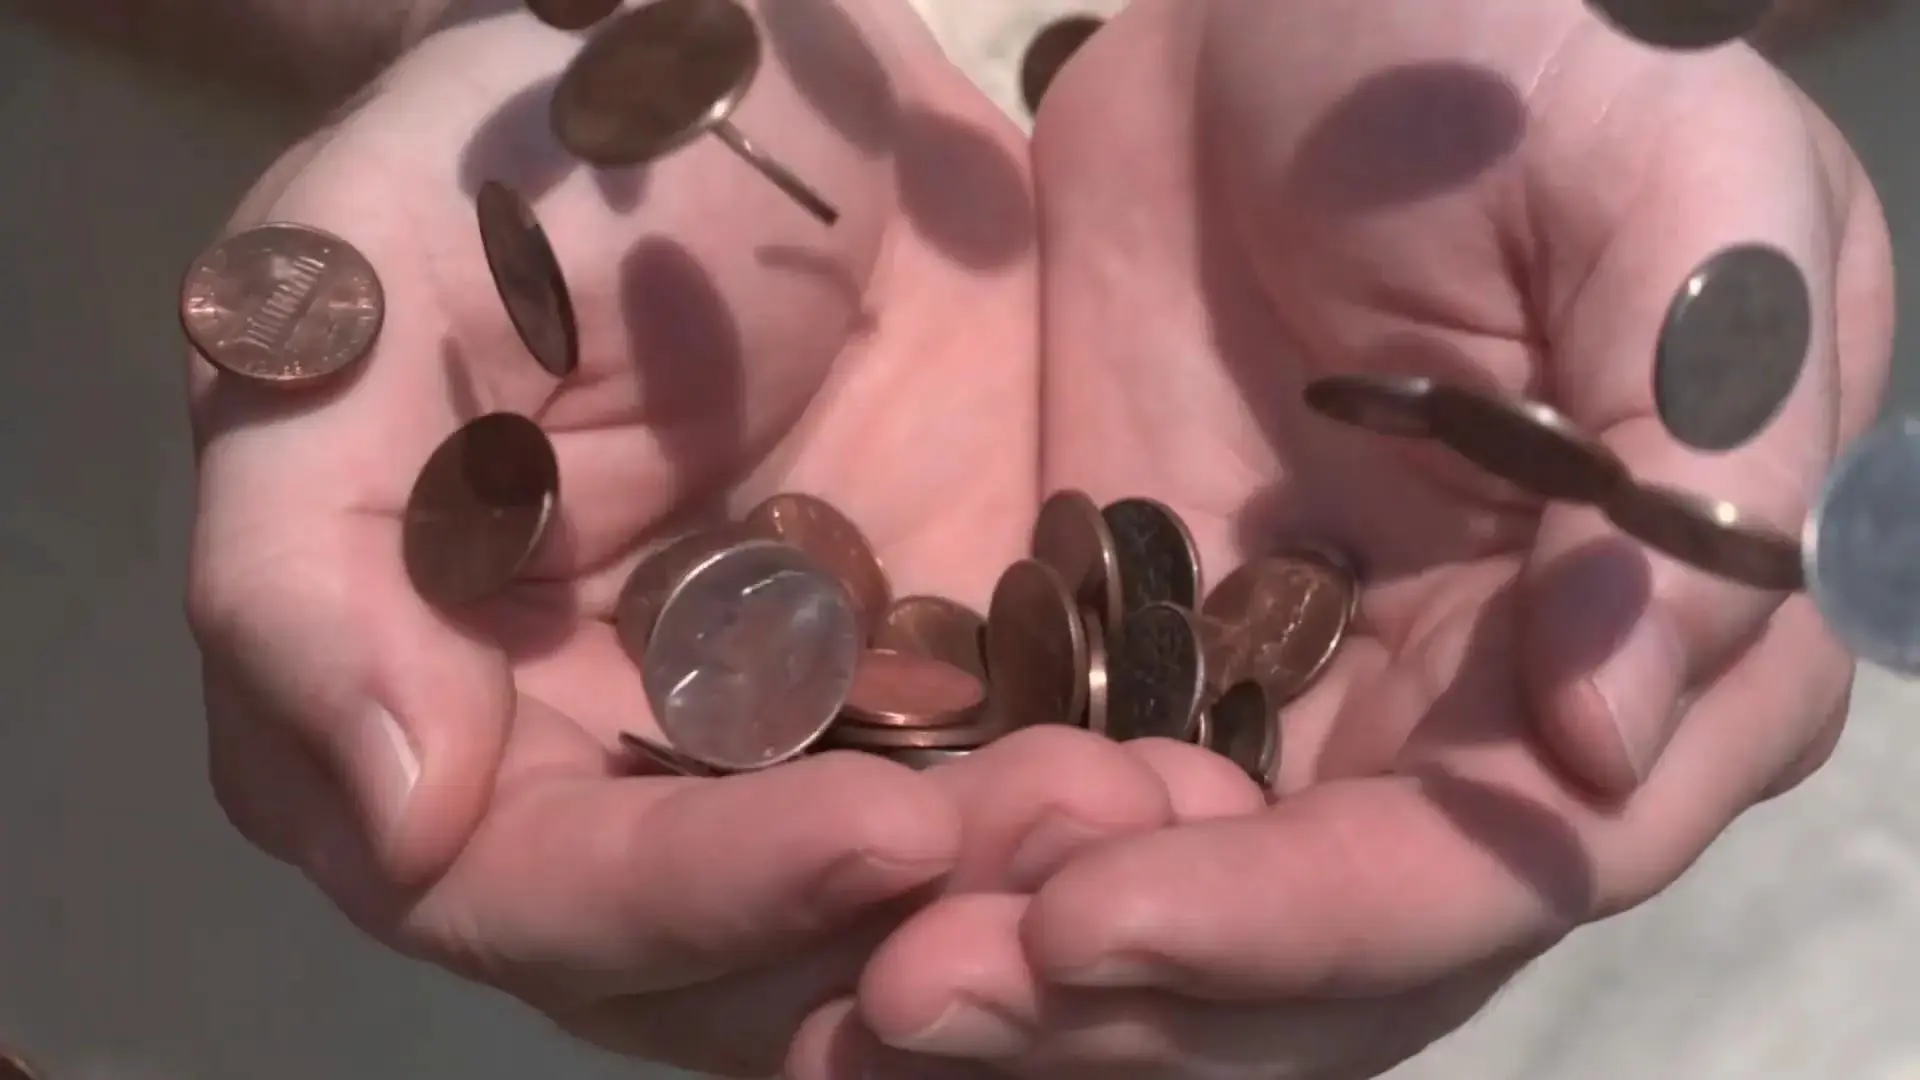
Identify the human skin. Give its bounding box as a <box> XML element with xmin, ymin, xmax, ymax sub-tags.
<box><xmin>162</xmin><ymin>0</ymin><xmax>1890</xmax><ymax>1078</ymax></box>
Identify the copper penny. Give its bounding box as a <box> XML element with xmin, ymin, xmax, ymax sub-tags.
<box><xmin>402</xmin><ymin>413</ymin><xmax>559</xmax><ymax>610</ymax></box>
<box><xmin>180</xmin><ymin>222</ymin><xmax>384</xmax><ymax>386</ymax></box>
<box><xmin>1206</xmin><ymin>680</ymin><xmax>1279</xmax><ymax>788</ymax></box>
<box><xmin>986</xmin><ymin>559</ymin><xmax>1089</xmax><ymax>728</ymax></box>
<box><xmin>840</xmin><ymin>648</ymin><xmax>986</xmax><ymax>729</ymax></box>
<box><xmin>874</xmin><ymin>595</ymin><xmax>987</xmax><ymax>681</ymax></box>
<box><xmin>1080</xmin><ymin>607</ymin><xmax>1110</xmax><ymax>735</ymax></box>
<box><xmin>614</xmin><ymin>524</ymin><xmax>762</xmax><ymax>667</ymax></box>
<box><xmin>1203</xmin><ymin>552</ymin><xmax>1356</xmax><ymax>705</ymax></box>
<box><xmin>1603</xmin><ymin>482</ymin><xmax>1804</xmax><ymax>591</ymax></box>
<box><xmin>884</xmin><ymin>746</ymin><xmax>973</xmax><ymax>770</ymax></box>
<box><xmin>527</xmin><ymin>0</ymin><xmax>622</xmax><ymax>31</ymax></box>
<box><xmin>1103</xmin><ymin>498</ymin><xmax>1202</xmax><ymax>615</ymax></box>
<box><xmin>476</xmin><ymin>180</ymin><xmax>579</xmax><ymax>377</ymax></box>
<box><xmin>618</xmin><ymin>731</ymin><xmax>721</xmax><ymax>777</ymax></box>
<box><xmin>826</xmin><ymin>702</ymin><xmax>1012</xmax><ymax>750</ymax></box>
<box><xmin>1426</xmin><ymin>385</ymin><xmax>1628</xmax><ymax>504</ymax></box>
<box><xmin>1032</xmin><ymin>489</ymin><xmax>1125</xmax><ymax>630</ymax></box>
<box><xmin>1107</xmin><ymin>601</ymin><xmax>1210</xmax><ymax>743</ymax></box>
<box><xmin>1019</xmin><ymin>14</ymin><xmax>1104</xmax><ymax>116</ymax></box>
<box><xmin>745</xmin><ymin>493</ymin><xmax>890</xmax><ymax>639</ymax></box>
<box><xmin>1303</xmin><ymin>373</ymin><xmax>1438</xmax><ymax>438</ymax></box>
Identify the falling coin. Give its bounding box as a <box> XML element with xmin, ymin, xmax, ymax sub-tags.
<box><xmin>840</xmin><ymin>648</ymin><xmax>987</xmax><ymax>729</ymax></box>
<box><xmin>1108</xmin><ymin>602</ymin><xmax>1214</xmax><ymax>744</ymax></box>
<box><xmin>874</xmin><ymin>595</ymin><xmax>988</xmax><ymax>680</ymax></box>
<box><xmin>1080</xmin><ymin>607</ymin><xmax>1110</xmax><ymax>735</ymax></box>
<box><xmin>1302</xmin><ymin>373</ymin><xmax>1439</xmax><ymax>439</ymax></box>
<box><xmin>1206</xmin><ymin>680</ymin><xmax>1278</xmax><ymax>788</ymax></box>
<box><xmin>641</xmin><ymin>539</ymin><xmax>863</xmax><ymax>771</ymax></box>
<box><xmin>1654</xmin><ymin>242</ymin><xmax>1811</xmax><ymax>453</ymax></box>
<box><xmin>551</xmin><ymin>0</ymin><xmax>840</xmax><ymax>224</ymax></box>
<box><xmin>1019</xmin><ymin>13</ymin><xmax>1104</xmax><ymax>117</ymax></box>
<box><xmin>1203</xmin><ymin>552</ymin><xmax>1356</xmax><ymax>705</ymax></box>
<box><xmin>618</xmin><ymin>731</ymin><xmax>722</xmax><ymax>777</ymax></box>
<box><xmin>986</xmin><ymin>559</ymin><xmax>1089</xmax><ymax>728</ymax></box>
<box><xmin>1804</xmin><ymin>415</ymin><xmax>1920</xmax><ymax>674</ymax></box>
<box><xmin>402</xmin><ymin>413</ymin><xmax>560</xmax><ymax>610</ymax></box>
<box><xmin>1426</xmin><ymin>384</ymin><xmax>1629</xmax><ymax>504</ymax></box>
<box><xmin>476</xmin><ymin>180</ymin><xmax>579</xmax><ymax>378</ymax></box>
<box><xmin>527</xmin><ymin>0</ymin><xmax>622</xmax><ymax>31</ymax></box>
<box><xmin>745</xmin><ymin>493</ymin><xmax>891</xmax><ymax>639</ymax></box>
<box><xmin>179</xmin><ymin>222</ymin><xmax>385</xmax><ymax>386</ymax></box>
<box><xmin>1103</xmin><ymin>498</ymin><xmax>1202</xmax><ymax>615</ymax></box>
<box><xmin>1031</xmin><ymin>489</ymin><xmax>1125</xmax><ymax>630</ymax></box>
<box><xmin>1586</xmin><ymin>0</ymin><xmax>1776</xmax><ymax>49</ymax></box>
<box><xmin>1604</xmin><ymin>481</ymin><xmax>1803</xmax><ymax>591</ymax></box>
<box><xmin>615</xmin><ymin>524</ymin><xmax>762</xmax><ymax>667</ymax></box>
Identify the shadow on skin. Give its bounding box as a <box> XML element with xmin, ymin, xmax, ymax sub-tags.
<box><xmin>1414</xmin><ymin>768</ymin><xmax>1599</xmax><ymax>929</ymax></box>
<box><xmin>894</xmin><ymin>106</ymin><xmax>1035</xmax><ymax>271</ymax></box>
<box><xmin>458</xmin><ymin>73</ymin><xmax>655</xmax><ymax>210</ymax></box>
<box><xmin>759</xmin><ymin>0</ymin><xmax>900</xmax><ymax>153</ymax></box>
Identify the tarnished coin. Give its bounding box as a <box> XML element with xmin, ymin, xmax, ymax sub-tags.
<box><xmin>1655</xmin><ymin>243</ymin><xmax>1811</xmax><ymax>452</ymax></box>
<box><xmin>402</xmin><ymin>413</ymin><xmax>559</xmax><ymax>610</ymax></box>
<box><xmin>641</xmin><ymin>539</ymin><xmax>862</xmax><ymax>771</ymax></box>
<box><xmin>1108</xmin><ymin>602</ymin><xmax>1211</xmax><ymax>744</ymax></box>
<box><xmin>476</xmin><ymin>180</ymin><xmax>579</xmax><ymax>378</ymax></box>
<box><xmin>885</xmin><ymin>746</ymin><xmax>973</xmax><ymax>771</ymax></box>
<box><xmin>1604</xmin><ymin>481</ymin><xmax>1803</xmax><ymax>591</ymax></box>
<box><xmin>1204</xmin><ymin>551</ymin><xmax>1356</xmax><ymax>705</ymax></box>
<box><xmin>1586</xmin><ymin>0</ymin><xmax>1775</xmax><ymax>49</ymax></box>
<box><xmin>1019</xmin><ymin>14</ymin><xmax>1104</xmax><ymax>116</ymax></box>
<box><xmin>527</xmin><ymin>0</ymin><xmax>621</xmax><ymax>30</ymax></box>
<box><xmin>1081</xmin><ymin>608</ymin><xmax>1110</xmax><ymax>735</ymax></box>
<box><xmin>1032</xmin><ymin>489</ymin><xmax>1125</xmax><ymax>630</ymax></box>
<box><xmin>745</xmin><ymin>493</ymin><xmax>890</xmax><ymax>639</ymax></box>
<box><xmin>840</xmin><ymin>648</ymin><xmax>987</xmax><ymax>729</ymax></box>
<box><xmin>1427</xmin><ymin>384</ymin><xmax>1628</xmax><ymax>504</ymax></box>
<box><xmin>1303</xmin><ymin>373</ymin><xmax>1438</xmax><ymax>439</ymax></box>
<box><xmin>1805</xmin><ymin>416</ymin><xmax>1920</xmax><ymax>674</ymax></box>
<box><xmin>874</xmin><ymin>595</ymin><xmax>987</xmax><ymax>680</ymax></box>
<box><xmin>180</xmin><ymin>222</ymin><xmax>384</xmax><ymax>386</ymax></box>
<box><xmin>986</xmin><ymin>560</ymin><xmax>1089</xmax><ymax>728</ymax></box>
<box><xmin>1103</xmin><ymin>498</ymin><xmax>1202</xmax><ymax>615</ymax></box>
<box><xmin>615</xmin><ymin>524</ymin><xmax>762</xmax><ymax>666</ymax></box>
<box><xmin>618</xmin><ymin>731</ymin><xmax>722</xmax><ymax>777</ymax></box>
<box><xmin>1206</xmin><ymin>680</ymin><xmax>1278</xmax><ymax>788</ymax></box>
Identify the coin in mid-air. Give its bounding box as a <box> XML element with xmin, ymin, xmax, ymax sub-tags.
<box><xmin>527</xmin><ymin>0</ymin><xmax>622</xmax><ymax>31</ymax></box>
<box><xmin>1108</xmin><ymin>601</ymin><xmax>1212</xmax><ymax>744</ymax></box>
<box><xmin>986</xmin><ymin>559</ymin><xmax>1089</xmax><ymax>728</ymax></box>
<box><xmin>1426</xmin><ymin>385</ymin><xmax>1628</xmax><ymax>504</ymax></box>
<box><xmin>1032</xmin><ymin>488</ymin><xmax>1125</xmax><ymax>630</ymax></box>
<box><xmin>1019</xmin><ymin>14</ymin><xmax>1105</xmax><ymax>116</ymax></box>
<box><xmin>641</xmin><ymin>539</ymin><xmax>862</xmax><ymax>772</ymax></box>
<box><xmin>745</xmin><ymin>493</ymin><xmax>891</xmax><ymax>638</ymax></box>
<box><xmin>840</xmin><ymin>648</ymin><xmax>987</xmax><ymax>729</ymax></box>
<box><xmin>1805</xmin><ymin>416</ymin><xmax>1920</xmax><ymax>675</ymax></box>
<box><xmin>1604</xmin><ymin>481</ymin><xmax>1803</xmax><ymax>591</ymax></box>
<box><xmin>180</xmin><ymin>222</ymin><xmax>384</xmax><ymax>386</ymax></box>
<box><xmin>1654</xmin><ymin>243</ymin><xmax>1811</xmax><ymax>452</ymax></box>
<box><xmin>402</xmin><ymin>413</ymin><xmax>559</xmax><ymax>610</ymax></box>
<box><xmin>1586</xmin><ymin>0</ymin><xmax>1777</xmax><ymax>49</ymax></box>
<box><xmin>1302</xmin><ymin>373</ymin><xmax>1439</xmax><ymax>438</ymax></box>
<box><xmin>1103</xmin><ymin>498</ymin><xmax>1202</xmax><ymax>615</ymax></box>
<box><xmin>1204</xmin><ymin>551</ymin><xmax>1356</xmax><ymax>705</ymax></box>
<box><xmin>476</xmin><ymin>180</ymin><xmax>579</xmax><ymax>378</ymax></box>
<box><xmin>1206</xmin><ymin>680</ymin><xmax>1278</xmax><ymax>788</ymax></box>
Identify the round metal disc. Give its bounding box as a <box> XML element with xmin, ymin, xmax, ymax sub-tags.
<box><xmin>1654</xmin><ymin>243</ymin><xmax>1811</xmax><ymax>452</ymax></box>
<box><xmin>1032</xmin><ymin>488</ymin><xmax>1125</xmax><ymax>630</ymax></box>
<box><xmin>402</xmin><ymin>413</ymin><xmax>559</xmax><ymax>609</ymax></box>
<box><xmin>614</xmin><ymin>524</ymin><xmax>760</xmax><ymax>666</ymax></box>
<box><xmin>527</xmin><ymin>0</ymin><xmax>622</xmax><ymax>31</ymax></box>
<box><xmin>180</xmin><ymin>222</ymin><xmax>384</xmax><ymax>386</ymax></box>
<box><xmin>1108</xmin><ymin>601</ymin><xmax>1208</xmax><ymax>744</ymax></box>
<box><xmin>885</xmin><ymin>746</ymin><xmax>973</xmax><ymax>770</ymax></box>
<box><xmin>618</xmin><ymin>731</ymin><xmax>721</xmax><ymax>777</ymax></box>
<box><xmin>1203</xmin><ymin>553</ymin><xmax>1356</xmax><ymax>705</ymax></box>
<box><xmin>476</xmin><ymin>180</ymin><xmax>579</xmax><ymax>378</ymax></box>
<box><xmin>1806</xmin><ymin>416</ymin><xmax>1920</xmax><ymax>674</ymax></box>
<box><xmin>1102</xmin><ymin>498</ymin><xmax>1202</xmax><ymax>615</ymax></box>
<box><xmin>744</xmin><ymin>493</ymin><xmax>891</xmax><ymax>639</ymax></box>
<box><xmin>1587</xmin><ymin>0</ymin><xmax>1775</xmax><ymax>49</ymax></box>
<box><xmin>1427</xmin><ymin>385</ymin><xmax>1629</xmax><ymax>504</ymax></box>
<box><xmin>1081</xmin><ymin>608</ymin><xmax>1110</xmax><ymax>735</ymax></box>
<box><xmin>840</xmin><ymin>648</ymin><xmax>986</xmax><ymax>729</ymax></box>
<box><xmin>986</xmin><ymin>559</ymin><xmax>1089</xmax><ymax>728</ymax></box>
<box><xmin>1206</xmin><ymin>680</ymin><xmax>1278</xmax><ymax>787</ymax></box>
<box><xmin>1302</xmin><ymin>373</ymin><xmax>1439</xmax><ymax>438</ymax></box>
<box><xmin>1604</xmin><ymin>482</ymin><xmax>1803</xmax><ymax>591</ymax></box>
<box><xmin>874</xmin><ymin>595</ymin><xmax>987</xmax><ymax>681</ymax></box>
<box><xmin>1019</xmin><ymin>14</ymin><xmax>1104</xmax><ymax>116</ymax></box>
<box><xmin>642</xmin><ymin>540</ymin><xmax>862</xmax><ymax>771</ymax></box>
<box><xmin>551</xmin><ymin>0</ymin><xmax>761</xmax><ymax>168</ymax></box>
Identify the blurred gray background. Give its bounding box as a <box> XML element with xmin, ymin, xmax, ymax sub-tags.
<box><xmin>0</xmin><ymin>4</ymin><xmax>1916</xmax><ymax>1080</ymax></box>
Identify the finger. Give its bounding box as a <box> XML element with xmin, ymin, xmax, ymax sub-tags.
<box><xmin>790</xmin><ymin>998</ymin><xmax>1004</xmax><ymax>1080</ymax></box>
<box><xmin>1119</xmin><ymin>739</ymin><xmax>1269</xmax><ymax>824</ymax></box>
<box><xmin>1759</xmin><ymin>689</ymin><xmax>1849</xmax><ymax>802</ymax></box>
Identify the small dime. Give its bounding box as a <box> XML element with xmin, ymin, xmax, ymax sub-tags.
<box><xmin>1032</xmin><ymin>489</ymin><xmax>1125</xmax><ymax>630</ymax></box>
<box><xmin>551</xmin><ymin>0</ymin><xmax>762</xmax><ymax>167</ymax></box>
<box><xmin>745</xmin><ymin>493</ymin><xmax>891</xmax><ymax>640</ymax></box>
<box><xmin>986</xmin><ymin>560</ymin><xmax>1089</xmax><ymax>728</ymax></box>
<box><xmin>1302</xmin><ymin>373</ymin><xmax>1438</xmax><ymax>438</ymax></box>
<box><xmin>1426</xmin><ymin>384</ymin><xmax>1628</xmax><ymax>504</ymax></box>
<box><xmin>1586</xmin><ymin>0</ymin><xmax>1775</xmax><ymax>49</ymax></box>
<box><xmin>1655</xmin><ymin>243</ymin><xmax>1810</xmax><ymax>452</ymax></box>
<box><xmin>476</xmin><ymin>180</ymin><xmax>579</xmax><ymax>377</ymax></box>
<box><xmin>527</xmin><ymin>0</ymin><xmax>622</xmax><ymax>30</ymax></box>
<box><xmin>1019</xmin><ymin>14</ymin><xmax>1105</xmax><ymax>116</ymax></box>
<box><xmin>180</xmin><ymin>222</ymin><xmax>384</xmax><ymax>386</ymax></box>
<box><xmin>1206</xmin><ymin>680</ymin><xmax>1279</xmax><ymax>788</ymax></box>
<box><xmin>885</xmin><ymin>746</ymin><xmax>973</xmax><ymax>771</ymax></box>
<box><xmin>840</xmin><ymin>648</ymin><xmax>987</xmax><ymax>729</ymax></box>
<box><xmin>641</xmin><ymin>540</ymin><xmax>862</xmax><ymax>772</ymax></box>
<box><xmin>614</xmin><ymin>524</ymin><xmax>761</xmax><ymax>666</ymax></box>
<box><xmin>618</xmin><ymin>731</ymin><xmax>722</xmax><ymax>777</ymax></box>
<box><xmin>402</xmin><ymin>413</ymin><xmax>559</xmax><ymax>609</ymax></box>
<box><xmin>1081</xmin><ymin>608</ymin><xmax>1110</xmax><ymax>735</ymax></box>
<box><xmin>1804</xmin><ymin>416</ymin><xmax>1920</xmax><ymax>674</ymax></box>
<box><xmin>874</xmin><ymin>595</ymin><xmax>987</xmax><ymax>680</ymax></box>
<box><xmin>1103</xmin><ymin>498</ymin><xmax>1202</xmax><ymax>615</ymax></box>
<box><xmin>1203</xmin><ymin>549</ymin><xmax>1357</xmax><ymax>705</ymax></box>
<box><xmin>1108</xmin><ymin>602</ymin><xmax>1211</xmax><ymax>744</ymax></box>
<box><xmin>1604</xmin><ymin>482</ymin><xmax>1803</xmax><ymax>591</ymax></box>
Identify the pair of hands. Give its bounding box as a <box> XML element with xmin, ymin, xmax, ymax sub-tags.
<box><xmin>183</xmin><ymin>0</ymin><xmax>1893</xmax><ymax>1077</ymax></box>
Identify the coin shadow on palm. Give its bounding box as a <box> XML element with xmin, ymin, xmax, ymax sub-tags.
<box><xmin>1414</xmin><ymin>768</ymin><xmax>1598</xmax><ymax>923</ymax></box>
<box><xmin>459</xmin><ymin>74</ymin><xmax>651</xmax><ymax>212</ymax></box>
<box><xmin>760</xmin><ymin>0</ymin><xmax>899</xmax><ymax>153</ymax></box>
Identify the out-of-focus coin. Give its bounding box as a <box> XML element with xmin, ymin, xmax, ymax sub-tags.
<box><xmin>885</xmin><ymin>746</ymin><xmax>973</xmax><ymax>771</ymax></box>
<box><xmin>615</xmin><ymin>524</ymin><xmax>762</xmax><ymax>666</ymax></box>
<box><xmin>1426</xmin><ymin>384</ymin><xmax>1628</xmax><ymax>504</ymax></box>
<box><xmin>1108</xmin><ymin>601</ymin><xmax>1212</xmax><ymax>744</ymax></box>
<box><xmin>1019</xmin><ymin>14</ymin><xmax>1104</xmax><ymax>117</ymax></box>
<box><xmin>826</xmin><ymin>701</ymin><xmax>1010</xmax><ymax>750</ymax></box>
<box><xmin>1303</xmin><ymin>373</ymin><xmax>1439</xmax><ymax>438</ymax></box>
<box><xmin>1804</xmin><ymin>415</ymin><xmax>1920</xmax><ymax>674</ymax></box>
<box><xmin>1081</xmin><ymin>608</ymin><xmax>1110</xmax><ymax>735</ymax></box>
<box><xmin>1586</xmin><ymin>0</ymin><xmax>1776</xmax><ymax>49</ymax></box>
<box><xmin>1654</xmin><ymin>243</ymin><xmax>1810</xmax><ymax>452</ymax></box>
<box><xmin>476</xmin><ymin>180</ymin><xmax>579</xmax><ymax>378</ymax></box>
<box><xmin>745</xmin><ymin>493</ymin><xmax>890</xmax><ymax>639</ymax></box>
<box><xmin>1206</xmin><ymin>680</ymin><xmax>1278</xmax><ymax>787</ymax></box>
<box><xmin>641</xmin><ymin>539</ymin><xmax>862</xmax><ymax>771</ymax></box>
<box><xmin>1103</xmin><ymin>498</ymin><xmax>1202</xmax><ymax>615</ymax></box>
<box><xmin>986</xmin><ymin>559</ymin><xmax>1089</xmax><ymax>728</ymax></box>
<box><xmin>1204</xmin><ymin>550</ymin><xmax>1356</xmax><ymax>705</ymax></box>
<box><xmin>402</xmin><ymin>413</ymin><xmax>559</xmax><ymax>609</ymax></box>
<box><xmin>1032</xmin><ymin>489</ymin><xmax>1125</xmax><ymax>630</ymax></box>
<box><xmin>1604</xmin><ymin>481</ymin><xmax>1803</xmax><ymax>591</ymax></box>
<box><xmin>840</xmin><ymin>648</ymin><xmax>986</xmax><ymax>729</ymax></box>
<box><xmin>528</xmin><ymin>0</ymin><xmax>621</xmax><ymax>31</ymax></box>
<box><xmin>180</xmin><ymin>222</ymin><xmax>384</xmax><ymax>386</ymax></box>
<box><xmin>874</xmin><ymin>595</ymin><xmax>987</xmax><ymax>680</ymax></box>
<box><xmin>618</xmin><ymin>731</ymin><xmax>722</xmax><ymax>777</ymax></box>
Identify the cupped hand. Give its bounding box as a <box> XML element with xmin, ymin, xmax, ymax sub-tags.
<box><xmin>783</xmin><ymin>0</ymin><xmax>1896</xmax><ymax>1077</ymax></box>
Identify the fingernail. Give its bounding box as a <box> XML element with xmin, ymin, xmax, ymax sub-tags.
<box><xmin>1006</xmin><ymin>810</ymin><xmax>1110</xmax><ymax>890</ymax></box>
<box><xmin>357</xmin><ymin>705</ymin><xmax>420</xmax><ymax>836</ymax></box>
<box><xmin>1592</xmin><ymin>613</ymin><xmax>1686</xmax><ymax>782</ymax></box>
<box><xmin>889</xmin><ymin>997</ymin><xmax>1029</xmax><ymax>1058</ymax></box>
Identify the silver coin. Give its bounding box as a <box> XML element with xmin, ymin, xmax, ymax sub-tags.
<box><xmin>1655</xmin><ymin>243</ymin><xmax>1811</xmax><ymax>452</ymax></box>
<box><xmin>1587</xmin><ymin>0</ymin><xmax>1776</xmax><ymax>49</ymax></box>
<box><xmin>1805</xmin><ymin>415</ymin><xmax>1920</xmax><ymax>675</ymax></box>
<box><xmin>640</xmin><ymin>539</ymin><xmax>862</xmax><ymax>771</ymax></box>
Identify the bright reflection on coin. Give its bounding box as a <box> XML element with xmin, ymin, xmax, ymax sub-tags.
<box><xmin>642</xmin><ymin>540</ymin><xmax>861</xmax><ymax>771</ymax></box>
<box><xmin>1806</xmin><ymin>415</ymin><xmax>1920</xmax><ymax>675</ymax></box>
